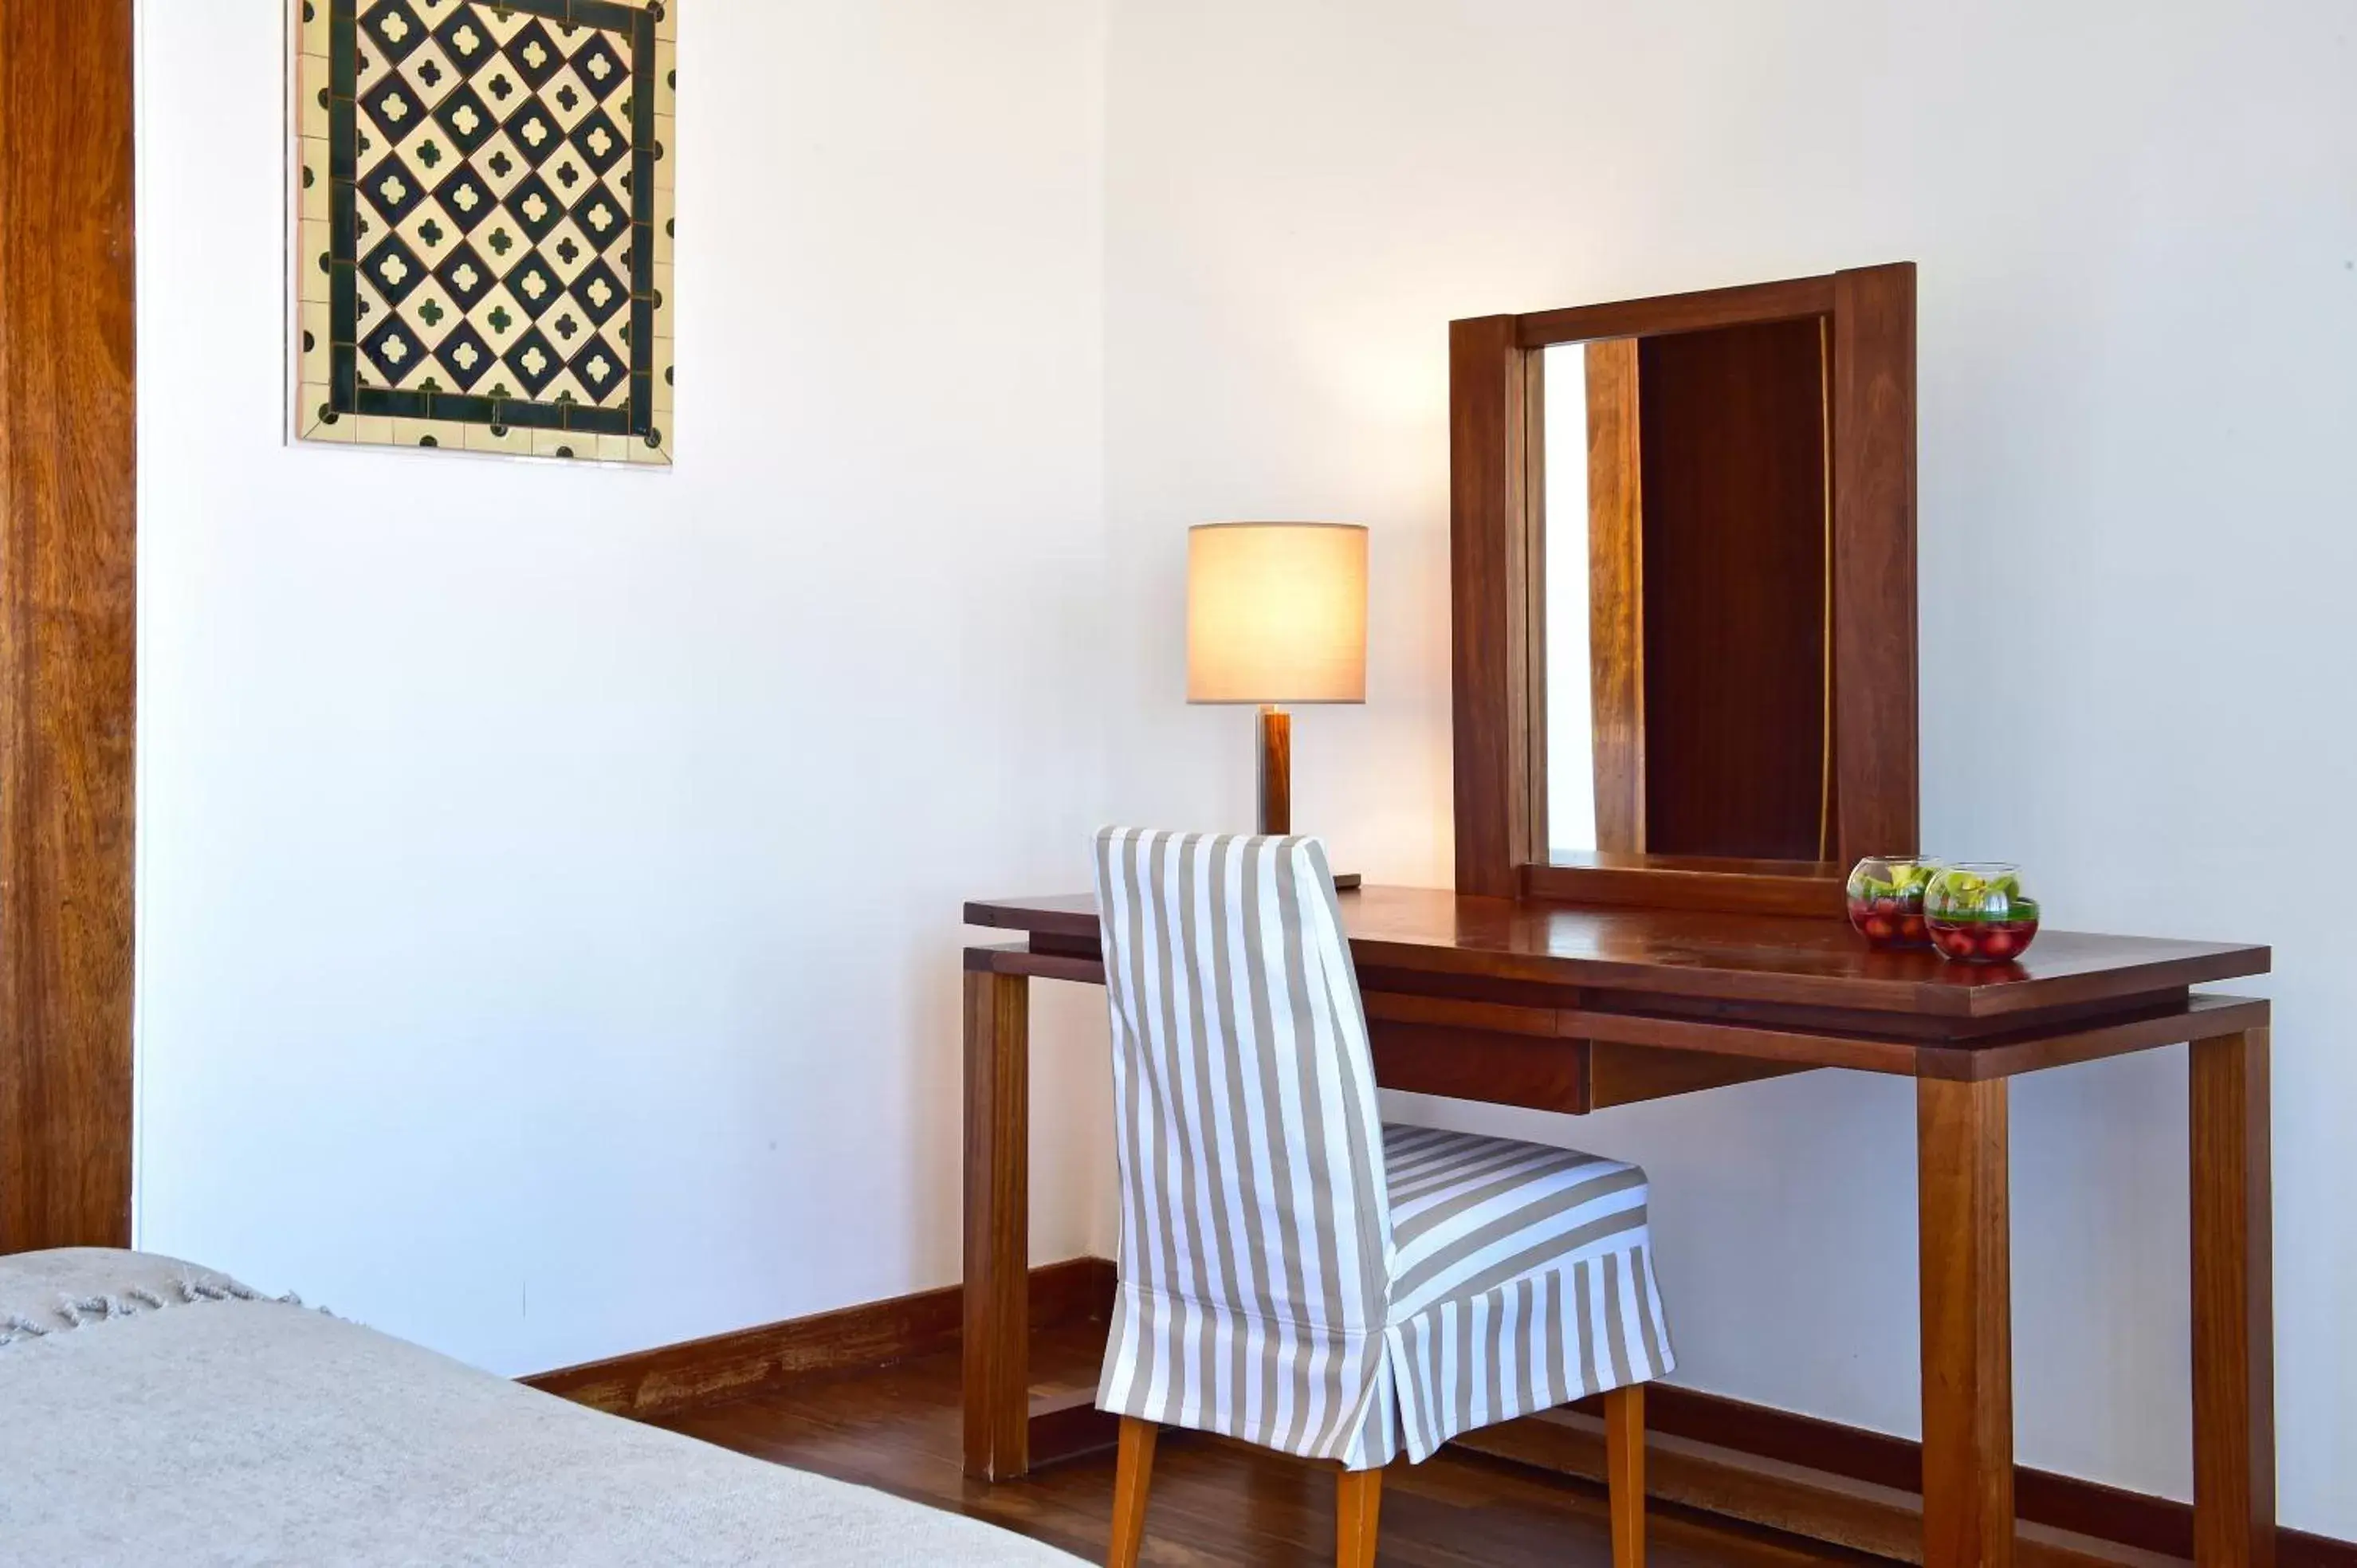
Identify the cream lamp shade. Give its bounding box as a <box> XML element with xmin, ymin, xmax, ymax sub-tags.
<box><xmin>1187</xmin><ymin>523</ymin><xmax>1369</xmax><ymax>705</ymax></box>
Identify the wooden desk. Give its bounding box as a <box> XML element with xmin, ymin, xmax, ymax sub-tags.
<box><xmin>960</xmin><ymin>886</ymin><xmax>2274</xmax><ymax>1568</ymax></box>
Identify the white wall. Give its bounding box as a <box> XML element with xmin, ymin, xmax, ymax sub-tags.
<box><xmin>1101</xmin><ymin>0</ymin><xmax>2357</xmax><ymax>1536</ymax></box>
<box><xmin>135</xmin><ymin>0</ymin><xmax>1114</xmax><ymax>1377</ymax></box>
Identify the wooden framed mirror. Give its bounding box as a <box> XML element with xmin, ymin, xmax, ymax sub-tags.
<box><xmin>1450</xmin><ymin>265</ymin><xmax>1918</xmax><ymax>914</ymax></box>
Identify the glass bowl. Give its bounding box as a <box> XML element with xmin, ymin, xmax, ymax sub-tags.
<box><xmin>1925</xmin><ymin>863</ymin><xmax>2042</xmax><ymax>965</ymax></box>
<box><xmin>1846</xmin><ymin>855</ymin><xmax>1939</xmax><ymax>949</ymax></box>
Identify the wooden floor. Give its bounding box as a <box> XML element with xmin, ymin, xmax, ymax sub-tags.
<box><xmin>661</xmin><ymin>1318</ymin><xmax>1885</xmax><ymax>1566</ymax></box>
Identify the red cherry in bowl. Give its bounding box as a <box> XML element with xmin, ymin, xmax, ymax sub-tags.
<box><xmin>1927</xmin><ymin>916</ymin><xmax>2041</xmax><ymax>965</ymax></box>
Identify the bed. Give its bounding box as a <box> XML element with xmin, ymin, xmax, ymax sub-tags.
<box><xmin>0</xmin><ymin>1248</ymin><xmax>1076</xmax><ymax>1565</ymax></box>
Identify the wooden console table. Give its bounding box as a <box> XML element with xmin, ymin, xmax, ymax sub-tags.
<box><xmin>960</xmin><ymin>885</ymin><xmax>2275</xmax><ymax>1568</ymax></box>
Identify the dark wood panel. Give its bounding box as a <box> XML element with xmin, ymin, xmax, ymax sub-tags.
<box><xmin>1636</xmin><ymin>1385</ymin><xmax>1921</xmax><ymax>1498</ymax></box>
<box><xmin>1361</xmin><ymin>988</ymin><xmax>1562</xmax><ymax>1036</ymax></box>
<box><xmin>1257</xmin><ymin>705</ymin><xmax>1292</xmax><ymax>836</ymax></box>
<box><xmin>965</xmin><ymin>941</ymin><xmax>1106</xmax><ymax>985</ymax></box>
<box><xmin>966</xmin><ymin>896</ymin><xmax>1102</xmax><ymax>940</ymax></box>
<box><xmin>1458</xmin><ymin>1406</ymin><xmax>2161</xmax><ymax>1568</ymax></box>
<box><xmin>1940</xmin><ymin>996</ymin><xmax>2269</xmax><ymax>1082</ymax></box>
<box><xmin>967</xmin><ymin>890</ymin><xmax>2269</xmax><ymax>1024</ymax></box>
<box><xmin>1503</xmin><ymin>1379</ymin><xmax>2352</xmax><ymax>1567</ymax></box>
<box><xmin>1917</xmin><ymin>1077</ymin><xmax>2014</xmax><ymax>1568</ymax></box>
<box><xmin>1585</xmin><ymin>336</ymin><xmax>1646</xmax><ymax>854</ymax></box>
<box><xmin>1327</xmin><ymin>891</ymin><xmax>2258</xmax><ymax>1022</ymax></box>
<box><xmin>2190</xmin><ymin>1029</ymin><xmax>2276</xmax><ymax>1566</ymax></box>
<box><xmin>1829</xmin><ymin>262</ymin><xmax>1919</xmax><ymax>866</ymax></box>
<box><xmin>1453</xmin><ymin>264</ymin><xmax>1918</xmax><ymax>912</ymax></box>
<box><xmin>1030</xmin><ymin>1388</ymin><xmax>1122</xmax><ymax>1469</ymax></box>
<box><xmin>1587</xmin><ymin>1043</ymin><xmax>1815</xmax><ymax>1107</ymax></box>
<box><xmin>997</xmin><ymin>922</ymin><xmax>2265</xmax><ymax>1075</ymax></box>
<box><xmin>1558</xmin><ymin>993</ymin><xmax>2266</xmax><ymax>1081</ymax></box>
<box><xmin>0</xmin><ymin>0</ymin><xmax>138</xmax><ymax>1256</ymax></box>
<box><xmin>964</xmin><ymin>969</ymin><xmax>1032</xmax><ymax>1480</ymax></box>
<box><xmin>1565</xmin><ymin>982</ymin><xmax>2182</xmax><ymax>1047</ymax></box>
<box><xmin>1637</xmin><ymin>318</ymin><xmax>1830</xmax><ymax>862</ymax></box>
<box><xmin>1353</xmin><ymin>962</ymin><xmax>1608</xmax><ymax>1015</ymax></box>
<box><xmin>1555</xmin><ymin>1004</ymin><xmax>1918</xmax><ymax>1075</ymax></box>
<box><xmin>1451</xmin><ymin>314</ymin><xmax>1534</xmax><ymax>897</ymax></box>
<box><xmin>1310</xmin><ymin>977</ymin><xmax>2253</xmax><ymax>1092</ymax></box>
<box><xmin>523</xmin><ymin>1257</ymin><xmax>1115</xmax><ymax>1417</ymax></box>
<box><xmin>1516</xmin><ymin>275</ymin><xmax>1838</xmax><ymax>348</ymax></box>
<box><xmin>1345</xmin><ymin>911</ymin><xmax>2262</xmax><ymax>1021</ymax></box>
<box><xmin>1527</xmin><ymin>854</ymin><xmax>1846</xmax><ymax>918</ymax></box>
<box><xmin>1027</xmin><ymin>929</ymin><xmax>1108</xmax><ymax>962</ymax></box>
<box><xmin>1542</xmin><ymin>853</ymin><xmax>1848</xmax><ymax>877</ymax></box>
<box><xmin>1637</xmin><ymin>1385</ymin><xmax>2193</xmax><ymax>1561</ymax></box>
<box><xmin>1368</xmin><ymin>1019</ymin><xmax>1592</xmax><ymax>1114</ymax></box>
<box><xmin>1569</xmin><ymin>983</ymin><xmax>2194</xmax><ymax>1047</ymax></box>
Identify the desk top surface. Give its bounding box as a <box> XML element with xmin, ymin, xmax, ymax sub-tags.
<box><xmin>965</xmin><ymin>884</ymin><xmax>2269</xmax><ymax>1020</ymax></box>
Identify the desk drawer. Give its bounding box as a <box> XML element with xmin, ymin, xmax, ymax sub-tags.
<box><xmin>1369</xmin><ymin>1020</ymin><xmax>1593</xmax><ymax>1114</ymax></box>
<box><xmin>1365</xmin><ymin>993</ymin><xmax>1814</xmax><ymax>1114</ymax></box>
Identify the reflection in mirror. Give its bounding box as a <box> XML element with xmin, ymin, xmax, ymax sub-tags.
<box><xmin>1542</xmin><ymin>344</ymin><xmax>1597</xmax><ymax>857</ymax></box>
<box><xmin>1540</xmin><ymin>321</ymin><xmax>1836</xmax><ymax>866</ymax></box>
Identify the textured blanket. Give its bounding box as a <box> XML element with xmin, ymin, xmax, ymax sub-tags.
<box><xmin>0</xmin><ymin>1249</ymin><xmax>1075</xmax><ymax>1565</ymax></box>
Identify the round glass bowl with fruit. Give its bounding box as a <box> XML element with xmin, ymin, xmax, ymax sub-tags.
<box><xmin>1924</xmin><ymin>863</ymin><xmax>2042</xmax><ymax>965</ymax></box>
<box><xmin>1845</xmin><ymin>855</ymin><xmax>1939</xmax><ymax>949</ymax></box>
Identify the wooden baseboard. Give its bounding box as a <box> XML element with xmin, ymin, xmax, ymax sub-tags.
<box><xmin>528</xmin><ymin>1256</ymin><xmax>2347</xmax><ymax>1565</ymax></box>
<box><xmin>1459</xmin><ymin>1405</ymin><xmax>2164</xmax><ymax>1566</ymax></box>
<box><xmin>524</xmin><ymin>1256</ymin><xmax>1114</xmax><ymax>1419</ymax></box>
<box><xmin>1462</xmin><ymin>1383</ymin><xmax>2351</xmax><ymax>1567</ymax></box>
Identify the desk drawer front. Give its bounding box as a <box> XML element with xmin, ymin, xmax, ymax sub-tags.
<box><xmin>1368</xmin><ymin>1020</ymin><xmax>1590</xmax><ymax>1114</ymax></box>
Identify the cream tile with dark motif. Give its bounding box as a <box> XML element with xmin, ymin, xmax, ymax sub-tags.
<box><xmin>295</xmin><ymin>0</ymin><xmax>674</xmax><ymax>463</ymax></box>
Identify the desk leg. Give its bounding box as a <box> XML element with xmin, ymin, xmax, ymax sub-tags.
<box><xmin>964</xmin><ymin>969</ymin><xmax>1030</xmax><ymax>1481</ymax></box>
<box><xmin>2191</xmin><ymin>1029</ymin><xmax>2275</xmax><ymax>1566</ymax></box>
<box><xmin>1918</xmin><ymin>1077</ymin><xmax>2014</xmax><ymax>1568</ymax></box>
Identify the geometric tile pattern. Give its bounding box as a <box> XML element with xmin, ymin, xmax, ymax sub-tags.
<box><xmin>296</xmin><ymin>0</ymin><xmax>674</xmax><ymax>463</ymax></box>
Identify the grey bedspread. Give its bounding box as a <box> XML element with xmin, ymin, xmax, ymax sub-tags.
<box><xmin>0</xmin><ymin>1249</ymin><xmax>1076</xmax><ymax>1565</ymax></box>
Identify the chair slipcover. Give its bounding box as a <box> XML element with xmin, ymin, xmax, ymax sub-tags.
<box><xmin>1092</xmin><ymin>828</ymin><xmax>1673</xmax><ymax>1470</ymax></box>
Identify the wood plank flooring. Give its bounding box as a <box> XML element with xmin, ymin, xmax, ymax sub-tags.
<box><xmin>661</xmin><ymin>1317</ymin><xmax>1882</xmax><ymax>1566</ymax></box>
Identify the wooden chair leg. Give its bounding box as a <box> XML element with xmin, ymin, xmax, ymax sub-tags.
<box><xmin>1107</xmin><ymin>1417</ymin><xmax>1157</xmax><ymax>1568</ymax></box>
<box><xmin>1336</xmin><ymin>1464</ymin><xmax>1385</xmax><ymax>1568</ymax></box>
<box><xmin>1605</xmin><ymin>1382</ymin><xmax>1646</xmax><ymax>1567</ymax></box>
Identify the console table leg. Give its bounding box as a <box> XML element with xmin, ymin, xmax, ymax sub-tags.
<box><xmin>1918</xmin><ymin>1076</ymin><xmax>2014</xmax><ymax>1568</ymax></box>
<box><xmin>964</xmin><ymin>968</ymin><xmax>1031</xmax><ymax>1480</ymax></box>
<box><xmin>2191</xmin><ymin>1028</ymin><xmax>2276</xmax><ymax>1566</ymax></box>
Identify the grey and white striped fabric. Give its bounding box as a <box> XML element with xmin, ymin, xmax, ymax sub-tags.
<box><xmin>1092</xmin><ymin>827</ymin><xmax>1672</xmax><ymax>1471</ymax></box>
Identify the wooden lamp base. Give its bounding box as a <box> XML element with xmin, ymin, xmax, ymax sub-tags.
<box><xmin>1257</xmin><ymin>706</ymin><xmax>1361</xmax><ymax>890</ymax></box>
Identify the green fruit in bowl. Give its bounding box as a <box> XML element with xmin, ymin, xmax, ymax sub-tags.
<box><xmin>1845</xmin><ymin>855</ymin><xmax>1939</xmax><ymax>949</ymax></box>
<box><xmin>1926</xmin><ymin>863</ymin><xmax>2041</xmax><ymax>965</ymax></box>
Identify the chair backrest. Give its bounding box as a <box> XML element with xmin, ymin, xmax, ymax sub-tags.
<box><xmin>1092</xmin><ymin>828</ymin><xmax>1393</xmax><ymax>1339</ymax></box>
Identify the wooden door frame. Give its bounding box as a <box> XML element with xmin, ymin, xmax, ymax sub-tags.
<box><xmin>0</xmin><ymin>0</ymin><xmax>139</xmax><ymax>1252</ymax></box>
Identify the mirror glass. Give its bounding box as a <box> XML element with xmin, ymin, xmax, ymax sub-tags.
<box><xmin>1538</xmin><ymin>321</ymin><xmax>1836</xmax><ymax>867</ymax></box>
<box><xmin>1542</xmin><ymin>346</ymin><xmax>1598</xmax><ymax>857</ymax></box>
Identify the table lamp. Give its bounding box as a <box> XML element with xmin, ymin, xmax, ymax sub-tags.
<box><xmin>1187</xmin><ymin>522</ymin><xmax>1369</xmax><ymax>851</ymax></box>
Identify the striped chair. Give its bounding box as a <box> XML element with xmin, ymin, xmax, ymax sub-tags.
<box><xmin>1093</xmin><ymin>828</ymin><xmax>1673</xmax><ymax>1568</ymax></box>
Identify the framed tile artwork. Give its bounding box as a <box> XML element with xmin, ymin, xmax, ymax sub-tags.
<box><xmin>293</xmin><ymin>0</ymin><xmax>675</xmax><ymax>463</ymax></box>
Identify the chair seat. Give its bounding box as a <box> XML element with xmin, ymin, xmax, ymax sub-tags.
<box><xmin>1384</xmin><ymin>1125</ymin><xmax>1652</xmax><ymax>1317</ymax></box>
<box><xmin>1377</xmin><ymin>1124</ymin><xmax>1672</xmax><ymax>1462</ymax></box>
